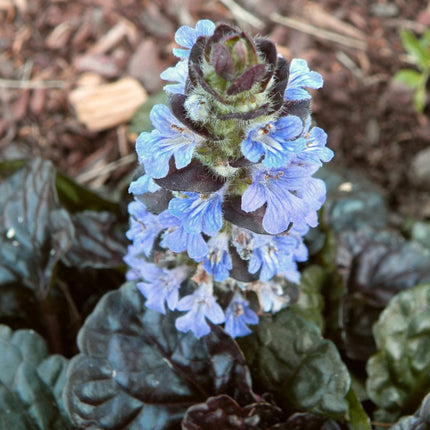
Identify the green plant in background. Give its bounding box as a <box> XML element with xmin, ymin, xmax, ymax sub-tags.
<box><xmin>394</xmin><ymin>28</ymin><xmax>430</xmax><ymax>112</ymax></box>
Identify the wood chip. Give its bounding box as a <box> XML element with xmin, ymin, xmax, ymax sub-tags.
<box><xmin>88</xmin><ymin>19</ymin><xmax>138</xmax><ymax>54</ymax></box>
<box><xmin>69</xmin><ymin>77</ymin><xmax>147</xmax><ymax>132</ymax></box>
<box><xmin>46</xmin><ymin>21</ymin><xmax>76</xmax><ymax>49</ymax></box>
<box><xmin>0</xmin><ymin>0</ymin><xmax>14</xmax><ymax>11</ymax></box>
<box><xmin>304</xmin><ymin>3</ymin><xmax>366</xmax><ymax>40</ymax></box>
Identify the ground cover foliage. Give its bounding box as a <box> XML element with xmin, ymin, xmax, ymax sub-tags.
<box><xmin>1</xmin><ymin>154</ymin><xmax>430</xmax><ymax>429</ymax></box>
<box><xmin>1</xmin><ymin>1</ymin><xmax>430</xmax><ymax>429</ymax></box>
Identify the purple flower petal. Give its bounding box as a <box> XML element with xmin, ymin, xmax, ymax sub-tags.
<box><xmin>224</xmin><ymin>292</ymin><xmax>258</xmax><ymax>338</ymax></box>
<box><xmin>175</xmin><ymin>282</ymin><xmax>225</xmax><ymax>338</ymax></box>
<box><xmin>137</xmin><ymin>263</ymin><xmax>188</xmax><ymax>314</ymax></box>
<box><xmin>241</xmin><ymin>116</ymin><xmax>306</xmax><ymax>167</ymax></box>
<box><xmin>241</xmin><ymin>165</ymin><xmax>324</xmax><ymax>235</ymax></box>
<box><xmin>285</xmin><ymin>58</ymin><xmax>323</xmax><ymax>101</ymax></box>
<box><xmin>168</xmin><ymin>192</ymin><xmax>223</xmax><ymax>236</ymax></box>
<box><xmin>173</xmin><ymin>20</ymin><xmax>215</xmax><ymax>58</ymax></box>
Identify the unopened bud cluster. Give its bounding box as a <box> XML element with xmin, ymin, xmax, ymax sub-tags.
<box><xmin>125</xmin><ymin>20</ymin><xmax>333</xmax><ymax>338</ymax></box>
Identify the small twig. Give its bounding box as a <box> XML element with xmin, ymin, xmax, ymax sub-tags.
<box><xmin>218</xmin><ymin>0</ymin><xmax>265</xmax><ymax>30</ymax></box>
<box><xmin>384</xmin><ymin>18</ymin><xmax>427</xmax><ymax>33</ymax></box>
<box><xmin>336</xmin><ymin>51</ymin><xmax>364</xmax><ymax>80</ymax></box>
<box><xmin>75</xmin><ymin>153</ymin><xmax>136</xmax><ymax>183</ymax></box>
<box><xmin>0</xmin><ymin>79</ymin><xmax>66</xmax><ymax>89</ymax></box>
<box><xmin>270</xmin><ymin>12</ymin><xmax>367</xmax><ymax>51</ymax></box>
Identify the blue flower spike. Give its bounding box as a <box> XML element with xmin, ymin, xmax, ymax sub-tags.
<box><xmin>224</xmin><ymin>292</ymin><xmax>259</xmax><ymax>337</ymax></box>
<box><xmin>124</xmin><ymin>19</ymin><xmax>333</xmax><ymax>338</ymax></box>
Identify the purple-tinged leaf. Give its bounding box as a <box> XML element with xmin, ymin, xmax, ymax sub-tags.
<box><xmin>0</xmin><ymin>158</ymin><xmax>74</xmax><ymax>297</ymax></box>
<box><xmin>64</xmin><ymin>282</ymin><xmax>255</xmax><ymax>430</ymax></box>
<box><xmin>255</xmin><ymin>38</ymin><xmax>278</xmax><ymax>90</ymax></box>
<box><xmin>155</xmin><ymin>159</ymin><xmax>225</xmax><ymax>193</ymax></box>
<box><xmin>182</xmin><ymin>394</ymin><xmax>284</xmax><ymax>429</ymax></box>
<box><xmin>138</xmin><ymin>188</ymin><xmax>172</xmax><ymax>214</ymax></box>
<box><xmin>227</xmin><ymin>64</ymin><xmax>266</xmax><ymax>95</ymax></box>
<box><xmin>237</xmin><ymin>309</ymin><xmax>350</xmax><ymax>419</ymax></box>
<box><xmin>212</xmin><ymin>43</ymin><xmax>234</xmax><ymax>80</ymax></box>
<box><xmin>223</xmin><ymin>195</ymin><xmax>268</xmax><ymax>235</ymax></box>
<box><xmin>62</xmin><ymin>211</ymin><xmax>127</xmax><ymax>269</ymax></box>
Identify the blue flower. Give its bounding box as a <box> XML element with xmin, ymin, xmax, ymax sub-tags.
<box><xmin>168</xmin><ymin>191</ymin><xmax>223</xmax><ymax>236</ymax></box>
<box><xmin>257</xmin><ymin>280</ymin><xmax>290</xmax><ymax>313</ymax></box>
<box><xmin>136</xmin><ymin>104</ymin><xmax>202</xmax><ymax>179</ymax></box>
<box><xmin>202</xmin><ymin>233</ymin><xmax>232</xmax><ymax>282</ymax></box>
<box><xmin>284</xmin><ymin>58</ymin><xmax>323</xmax><ymax>101</ymax></box>
<box><xmin>224</xmin><ymin>292</ymin><xmax>258</xmax><ymax>338</ymax></box>
<box><xmin>129</xmin><ymin>174</ymin><xmax>160</xmax><ymax>195</ymax></box>
<box><xmin>160</xmin><ymin>60</ymin><xmax>188</xmax><ymax>95</ymax></box>
<box><xmin>241</xmin><ymin>164</ymin><xmax>324</xmax><ymax>234</ymax></box>
<box><xmin>137</xmin><ymin>263</ymin><xmax>189</xmax><ymax>314</ymax></box>
<box><xmin>175</xmin><ymin>281</ymin><xmax>225</xmax><ymax>338</ymax></box>
<box><xmin>126</xmin><ymin>200</ymin><xmax>163</xmax><ymax>257</ymax></box>
<box><xmin>241</xmin><ymin>116</ymin><xmax>306</xmax><ymax>167</ymax></box>
<box><xmin>123</xmin><ymin>245</ymin><xmax>146</xmax><ymax>281</ymax></box>
<box><xmin>248</xmin><ymin>234</ymin><xmax>299</xmax><ymax>281</ymax></box>
<box><xmin>294</xmin><ymin>118</ymin><xmax>334</xmax><ymax>166</ymax></box>
<box><xmin>159</xmin><ymin>210</ymin><xmax>208</xmax><ymax>260</ymax></box>
<box><xmin>230</xmin><ymin>226</ymin><xmax>254</xmax><ymax>260</ymax></box>
<box><xmin>173</xmin><ymin>20</ymin><xmax>216</xmax><ymax>58</ymax></box>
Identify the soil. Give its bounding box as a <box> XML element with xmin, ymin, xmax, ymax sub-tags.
<box><xmin>1</xmin><ymin>0</ymin><xmax>429</xmax><ymax>221</ymax></box>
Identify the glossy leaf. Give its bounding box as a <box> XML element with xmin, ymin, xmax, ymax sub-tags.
<box><xmin>338</xmin><ymin>228</ymin><xmax>430</xmax><ymax>361</ymax></box>
<box><xmin>317</xmin><ymin>167</ymin><xmax>388</xmax><ymax>233</ymax></box>
<box><xmin>237</xmin><ymin>309</ymin><xmax>350</xmax><ymax>419</ymax></box>
<box><xmin>292</xmin><ymin>265</ymin><xmax>325</xmax><ymax>332</ymax></box>
<box><xmin>56</xmin><ymin>171</ymin><xmax>122</xmax><ymax>217</ymax></box>
<box><xmin>390</xmin><ymin>392</ymin><xmax>430</xmax><ymax>430</ymax></box>
<box><xmin>64</xmin><ymin>282</ymin><xmax>255</xmax><ymax>430</ymax></box>
<box><xmin>0</xmin><ymin>325</ymin><xmax>73</xmax><ymax>429</ymax></box>
<box><xmin>0</xmin><ymin>158</ymin><xmax>74</xmax><ymax>296</ymax></box>
<box><xmin>62</xmin><ymin>211</ymin><xmax>127</xmax><ymax>269</ymax></box>
<box><xmin>366</xmin><ymin>283</ymin><xmax>430</xmax><ymax>422</ymax></box>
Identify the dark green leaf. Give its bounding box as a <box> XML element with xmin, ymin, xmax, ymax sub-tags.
<box><xmin>237</xmin><ymin>309</ymin><xmax>350</xmax><ymax>420</ymax></box>
<box><xmin>55</xmin><ymin>171</ymin><xmax>122</xmax><ymax>216</ymax></box>
<box><xmin>292</xmin><ymin>266</ymin><xmax>325</xmax><ymax>332</ymax></box>
<box><xmin>0</xmin><ymin>282</ymin><xmax>43</xmax><ymax>333</ymax></box>
<box><xmin>0</xmin><ymin>158</ymin><xmax>74</xmax><ymax>295</ymax></box>
<box><xmin>0</xmin><ymin>159</ymin><xmax>27</xmax><ymax>179</ymax></box>
<box><xmin>366</xmin><ymin>283</ymin><xmax>430</xmax><ymax>422</ymax></box>
<box><xmin>64</xmin><ymin>282</ymin><xmax>255</xmax><ymax>430</ymax></box>
<box><xmin>410</xmin><ymin>220</ymin><xmax>430</xmax><ymax>251</ymax></box>
<box><xmin>337</xmin><ymin>228</ymin><xmax>430</xmax><ymax>361</ymax></box>
<box><xmin>62</xmin><ymin>211</ymin><xmax>127</xmax><ymax>269</ymax></box>
<box><xmin>390</xmin><ymin>392</ymin><xmax>430</xmax><ymax>430</ymax></box>
<box><xmin>0</xmin><ymin>325</ymin><xmax>73</xmax><ymax>429</ymax></box>
<box><xmin>317</xmin><ymin>167</ymin><xmax>388</xmax><ymax>233</ymax></box>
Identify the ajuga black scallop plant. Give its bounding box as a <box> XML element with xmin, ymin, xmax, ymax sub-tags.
<box><xmin>124</xmin><ymin>20</ymin><xmax>334</xmax><ymax>338</ymax></box>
